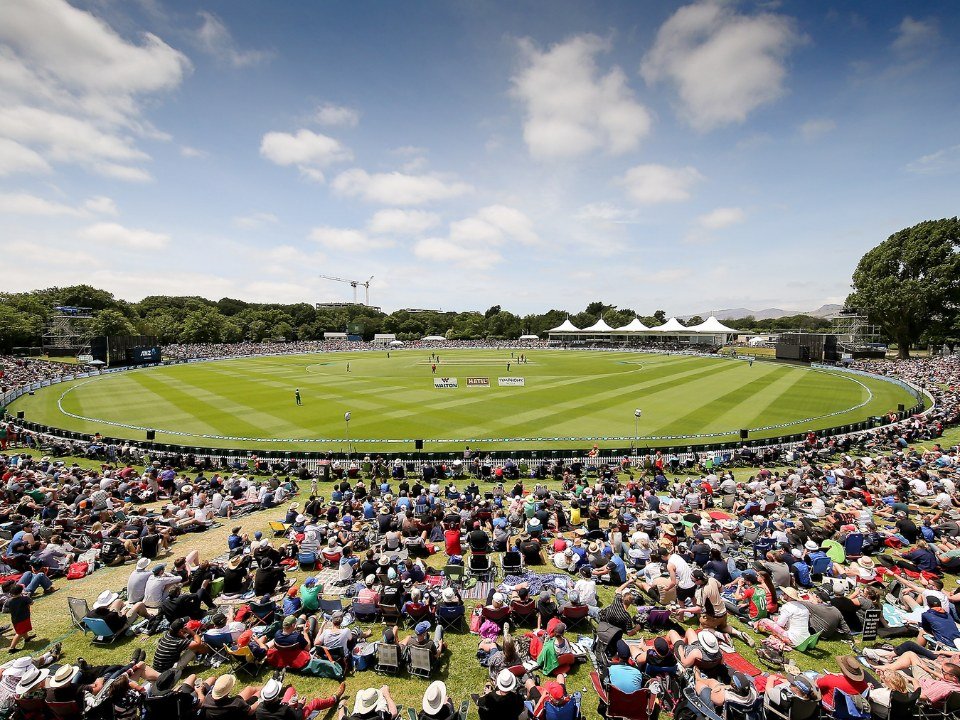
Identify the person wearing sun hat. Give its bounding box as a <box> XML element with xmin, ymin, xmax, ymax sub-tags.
<box><xmin>144</xmin><ymin>667</ymin><xmax>211</xmax><ymax>716</ymax></box>
<box><xmin>13</xmin><ymin>664</ymin><xmax>48</xmax><ymax>699</ymax></box>
<box><xmin>477</xmin><ymin>669</ymin><xmax>525</xmax><ymax>720</ymax></box>
<box><xmin>200</xmin><ymin>673</ymin><xmax>262</xmax><ymax>720</ymax></box>
<box><xmin>254</xmin><ymin>676</ymin><xmax>346</xmax><ymax>720</ymax></box>
<box><xmin>816</xmin><ymin>655</ymin><xmax>869</xmax><ymax>710</ymax></box>
<box><xmin>345</xmin><ymin>686</ymin><xmax>398</xmax><ymax>720</ymax></box>
<box><xmin>417</xmin><ymin>680</ymin><xmax>456</xmax><ymax>720</ymax></box>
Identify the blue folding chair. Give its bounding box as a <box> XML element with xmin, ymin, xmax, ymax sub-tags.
<box><xmin>83</xmin><ymin>616</ymin><xmax>126</xmax><ymax>645</ymax></box>
<box><xmin>844</xmin><ymin>533</ymin><xmax>864</xmax><ymax>561</ymax></box>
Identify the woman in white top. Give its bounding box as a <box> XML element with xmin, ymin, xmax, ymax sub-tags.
<box><xmin>756</xmin><ymin>587</ymin><xmax>811</xmax><ymax>647</ymax></box>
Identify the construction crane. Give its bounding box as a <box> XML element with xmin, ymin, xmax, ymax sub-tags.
<box><xmin>318</xmin><ymin>274</ymin><xmax>374</xmax><ymax>305</ymax></box>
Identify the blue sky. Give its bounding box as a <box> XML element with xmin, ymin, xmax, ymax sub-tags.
<box><xmin>1</xmin><ymin>0</ymin><xmax>958</xmax><ymax>315</ymax></box>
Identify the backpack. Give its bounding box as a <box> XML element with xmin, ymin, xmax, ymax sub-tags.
<box><xmin>66</xmin><ymin>562</ymin><xmax>90</xmax><ymax>579</ymax></box>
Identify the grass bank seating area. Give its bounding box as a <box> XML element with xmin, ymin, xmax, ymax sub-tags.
<box><xmin>0</xmin><ymin>355</ymin><xmax>960</xmax><ymax>720</ymax></box>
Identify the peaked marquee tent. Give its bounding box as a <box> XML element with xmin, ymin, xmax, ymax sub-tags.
<box><xmin>546</xmin><ymin>315</ymin><xmax>737</xmax><ymax>345</ymax></box>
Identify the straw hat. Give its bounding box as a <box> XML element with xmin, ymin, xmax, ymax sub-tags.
<box><xmin>15</xmin><ymin>666</ymin><xmax>49</xmax><ymax>694</ymax></box>
<box><xmin>211</xmin><ymin>674</ymin><xmax>236</xmax><ymax>700</ymax></box>
<box><xmin>47</xmin><ymin>665</ymin><xmax>78</xmax><ymax>690</ymax></box>
<box><xmin>261</xmin><ymin>679</ymin><xmax>282</xmax><ymax>702</ymax></box>
<box><xmin>227</xmin><ymin>555</ymin><xmax>244</xmax><ymax>570</ymax></box>
<box><xmin>697</xmin><ymin>630</ymin><xmax>719</xmax><ymax>654</ymax></box>
<box><xmin>354</xmin><ymin>688</ymin><xmax>382</xmax><ymax>715</ymax></box>
<box><xmin>423</xmin><ymin>681</ymin><xmax>448</xmax><ymax>714</ymax></box>
<box><xmin>781</xmin><ymin>587</ymin><xmax>800</xmax><ymax>601</ymax></box>
<box><xmin>857</xmin><ymin>557</ymin><xmax>876</xmax><ymax>570</ymax></box>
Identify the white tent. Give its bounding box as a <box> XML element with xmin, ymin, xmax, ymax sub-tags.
<box><xmin>518</xmin><ymin>334</ymin><xmax>539</xmax><ymax>340</ymax></box>
<box><xmin>582</xmin><ymin>317</ymin><xmax>615</xmax><ymax>332</ymax></box>
<box><xmin>616</xmin><ymin>318</ymin><xmax>650</xmax><ymax>332</ymax></box>
<box><xmin>422</xmin><ymin>335</ymin><xmax>446</xmax><ymax>341</ymax></box>
<box><xmin>546</xmin><ymin>318</ymin><xmax>580</xmax><ymax>333</ymax></box>
<box><xmin>650</xmin><ymin>317</ymin><xmax>689</xmax><ymax>333</ymax></box>
<box><xmin>389</xmin><ymin>340</ymin><xmax>405</xmax><ymax>346</ymax></box>
<box><xmin>685</xmin><ymin>316</ymin><xmax>739</xmax><ymax>334</ymax></box>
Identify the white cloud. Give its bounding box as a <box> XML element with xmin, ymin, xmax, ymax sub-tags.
<box><xmin>331</xmin><ymin>168</ymin><xmax>472</xmax><ymax>205</ymax></box>
<box><xmin>234</xmin><ymin>212</ymin><xmax>279</xmax><ymax>230</ymax></box>
<box><xmin>309</xmin><ymin>226</ymin><xmax>395</xmax><ymax>252</ymax></box>
<box><xmin>0</xmin><ymin>138</ymin><xmax>51</xmax><ymax>175</ymax></box>
<box><xmin>475</xmin><ymin>205</ymin><xmax>540</xmax><ymax>245</ymax></box>
<box><xmin>698</xmin><ymin>207</ymin><xmax>745</xmax><ymax>229</ymax></box>
<box><xmin>573</xmin><ymin>202</ymin><xmax>641</xmax><ymax>224</ymax></box>
<box><xmin>620</xmin><ymin>164</ymin><xmax>704</xmax><ymax>204</ymax></box>
<box><xmin>315</xmin><ymin>103</ymin><xmax>360</xmax><ymax>127</ymax></box>
<box><xmin>367</xmin><ymin>209</ymin><xmax>440</xmax><ymax>236</ymax></box>
<box><xmin>0</xmin><ymin>0</ymin><xmax>190</xmax><ymax>179</ymax></box>
<box><xmin>413</xmin><ymin>237</ymin><xmax>502</xmax><ymax>269</ymax></box>
<box><xmin>259</xmin><ymin>129</ymin><xmax>352</xmax><ymax>181</ymax></box>
<box><xmin>0</xmin><ymin>240</ymin><xmax>99</xmax><ymax>267</ymax></box>
<box><xmin>799</xmin><ymin>118</ymin><xmax>836</xmax><ymax>142</ymax></box>
<box><xmin>0</xmin><ymin>192</ymin><xmax>118</xmax><ymax>217</ymax></box>
<box><xmin>196</xmin><ymin>11</ymin><xmax>271</xmax><ymax>68</ymax></box>
<box><xmin>180</xmin><ymin>145</ymin><xmax>208</xmax><ymax>158</ymax></box>
<box><xmin>906</xmin><ymin>145</ymin><xmax>960</xmax><ymax>176</ymax></box>
<box><xmin>892</xmin><ymin>17</ymin><xmax>940</xmax><ymax>59</ymax></box>
<box><xmin>83</xmin><ymin>196</ymin><xmax>119</xmax><ymax>215</ymax></box>
<box><xmin>641</xmin><ymin>1</ymin><xmax>800</xmax><ymax>131</ymax></box>
<box><xmin>78</xmin><ymin>221</ymin><xmax>170</xmax><ymax>249</ymax></box>
<box><xmin>512</xmin><ymin>34</ymin><xmax>652</xmax><ymax>159</ymax></box>
<box><xmin>648</xmin><ymin>268</ymin><xmax>693</xmax><ymax>283</ymax></box>
<box><xmin>258</xmin><ymin>245</ymin><xmax>325</xmax><ymax>276</ymax></box>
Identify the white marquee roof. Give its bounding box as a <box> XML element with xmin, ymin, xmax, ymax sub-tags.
<box><xmin>616</xmin><ymin>318</ymin><xmax>650</xmax><ymax>332</ymax></box>
<box><xmin>546</xmin><ymin>318</ymin><xmax>580</xmax><ymax>333</ymax></box>
<box><xmin>686</xmin><ymin>316</ymin><xmax>738</xmax><ymax>333</ymax></box>
<box><xmin>650</xmin><ymin>317</ymin><xmax>689</xmax><ymax>333</ymax></box>
<box><xmin>582</xmin><ymin>317</ymin><xmax>615</xmax><ymax>332</ymax></box>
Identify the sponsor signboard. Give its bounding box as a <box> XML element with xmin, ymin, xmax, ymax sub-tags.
<box><xmin>498</xmin><ymin>377</ymin><xmax>525</xmax><ymax>387</ymax></box>
<box><xmin>433</xmin><ymin>377</ymin><xmax>458</xmax><ymax>388</ymax></box>
<box><xmin>466</xmin><ymin>377</ymin><xmax>489</xmax><ymax>386</ymax></box>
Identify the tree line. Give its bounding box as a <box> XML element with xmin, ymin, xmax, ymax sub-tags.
<box><xmin>2</xmin><ymin>217</ymin><xmax>955</xmax><ymax>356</ymax></box>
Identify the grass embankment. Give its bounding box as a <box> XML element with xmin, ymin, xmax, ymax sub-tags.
<box><xmin>10</xmin><ymin>454</ymin><xmax>924</xmax><ymax>720</ymax></box>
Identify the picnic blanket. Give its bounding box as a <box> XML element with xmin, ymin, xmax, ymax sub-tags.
<box><xmin>499</xmin><ymin>572</ymin><xmax>571</xmax><ymax>596</ymax></box>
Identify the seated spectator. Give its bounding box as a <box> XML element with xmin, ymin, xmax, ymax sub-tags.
<box><xmin>816</xmin><ymin>655</ymin><xmax>870</xmax><ymax>710</ymax></box>
<box><xmin>201</xmin><ymin>674</ymin><xmax>261</xmax><ymax>720</ymax></box>
<box><xmin>342</xmin><ymin>686</ymin><xmax>398</xmax><ymax>720</ymax></box>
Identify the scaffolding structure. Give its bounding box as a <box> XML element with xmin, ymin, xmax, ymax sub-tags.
<box><xmin>829</xmin><ymin>308</ymin><xmax>884</xmax><ymax>353</ymax></box>
<box><xmin>42</xmin><ymin>306</ymin><xmax>94</xmax><ymax>355</ymax></box>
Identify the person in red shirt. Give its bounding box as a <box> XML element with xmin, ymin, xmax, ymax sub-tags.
<box><xmin>816</xmin><ymin>655</ymin><xmax>869</xmax><ymax>709</ymax></box>
<box><xmin>444</xmin><ymin>527</ymin><xmax>461</xmax><ymax>557</ymax></box>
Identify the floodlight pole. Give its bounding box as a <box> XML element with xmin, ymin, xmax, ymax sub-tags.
<box><xmin>344</xmin><ymin>411</ymin><xmax>351</xmax><ymax>461</ymax></box>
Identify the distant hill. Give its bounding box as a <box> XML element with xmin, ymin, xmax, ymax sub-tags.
<box><xmin>679</xmin><ymin>304</ymin><xmax>843</xmax><ymax>321</ymax></box>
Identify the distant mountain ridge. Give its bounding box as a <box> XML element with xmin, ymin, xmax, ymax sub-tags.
<box><xmin>678</xmin><ymin>304</ymin><xmax>842</xmax><ymax>321</ymax></box>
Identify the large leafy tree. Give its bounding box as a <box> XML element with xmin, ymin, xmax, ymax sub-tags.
<box><xmin>848</xmin><ymin>218</ymin><xmax>960</xmax><ymax>358</ymax></box>
<box><xmin>89</xmin><ymin>308</ymin><xmax>137</xmax><ymax>337</ymax></box>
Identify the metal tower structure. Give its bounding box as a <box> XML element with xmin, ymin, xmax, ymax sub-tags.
<box><xmin>42</xmin><ymin>306</ymin><xmax>94</xmax><ymax>354</ymax></box>
<box><xmin>830</xmin><ymin>308</ymin><xmax>883</xmax><ymax>352</ymax></box>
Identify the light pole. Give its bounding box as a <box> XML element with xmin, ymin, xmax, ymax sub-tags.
<box><xmin>344</xmin><ymin>411</ymin><xmax>351</xmax><ymax>461</ymax></box>
<box><xmin>633</xmin><ymin>409</ymin><xmax>642</xmax><ymax>452</ymax></box>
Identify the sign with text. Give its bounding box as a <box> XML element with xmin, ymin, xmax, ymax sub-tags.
<box><xmin>466</xmin><ymin>377</ymin><xmax>489</xmax><ymax>386</ymax></box>
<box><xmin>861</xmin><ymin>608</ymin><xmax>881</xmax><ymax>642</ymax></box>
<box><xmin>433</xmin><ymin>377</ymin><xmax>458</xmax><ymax>389</ymax></box>
<box><xmin>498</xmin><ymin>377</ymin><xmax>525</xmax><ymax>387</ymax></box>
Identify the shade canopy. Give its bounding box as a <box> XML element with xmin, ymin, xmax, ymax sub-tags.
<box><xmin>582</xmin><ymin>317</ymin><xmax>614</xmax><ymax>332</ymax></box>
<box><xmin>650</xmin><ymin>317</ymin><xmax>688</xmax><ymax>333</ymax></box>
<box><xmin>422</xmin><ymin>335</ymin><xmax>446</xmax><ymax>341</ymax></box>
<box><xmin>546</xmin><ymin>318</ymin><xmax>580</xmax><ymax>333</ymax></box>
<box><xmin>685</xmin><ymin>316</ymin><xmax>738</xmax><ymax>334</ymax></box>
<box><xmin>616</xmin><ymin>318</ymin><xmax>650</xmax><ymax>332</ymax></box>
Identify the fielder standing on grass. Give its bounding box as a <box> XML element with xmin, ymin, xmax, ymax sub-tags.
<box><xmin>295</xmin><ymin>388</ymin><xmax>301</xmax><ymax>405</ymax></box>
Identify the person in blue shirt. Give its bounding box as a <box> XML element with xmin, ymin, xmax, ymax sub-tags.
<box><xmin>902</xmin><ymin>541</ymin><xmax>940</xmax><ymax>574</ymax></box>
<box><xmin>594</xmin><ymin>548</ymin><xmax>627</xmax><ymax>586</ymax></box>
<box><xmin>608</xmin><ymin>642</ymin><xmax>644</xmax><ymax>692</ymax></box>
<box><xmin>227</xmin><ymin>527</ymin><xmax>245</xmax><ymax>552</ymax></box>
<box><xmin>921</xmin><ymin>597</ymin><xmax>960</xmax><ymax>647</ymax></box>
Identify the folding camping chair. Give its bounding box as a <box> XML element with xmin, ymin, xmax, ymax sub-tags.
<box><xmin>559</xmin><ymin>603</ymin><xmax>591</xmax><ymax>631</ymax></box>
<box><xmin>318</xmin><ymin>596</ymin><xmax>343</xmax><ymax>618</ymax></box>
<box><xmin>443</xmin><ymin>564</ymin><xmax>466</xmax><ymax>589</ymax></box>
<box><xmin>227</xmin><ymin>644</ymin><xmax>266</xmax><ymax>678</ymax></box>
<box><xmin>404</xmin><ymin>604</ymin><xmax>435</xmax><ymax>628</ymax></box>
<box><xmin>591</xmin><ymin>671</ymin><xmax>656</xmax><ymax>720</ymax></box>
<box><xmin>376</xmin><ymin>642</ymin><xmax>401</xmax><ymax>674</ymax></box>
<box><xmin>436</xmin><ymin>604</ymin><xmax>466</xmax><ymax>631</ymax></box>
<box><xmin>379</xmin><ymin>603</ymin><xmax>402</xmax><ymax>625</ymax></box>
<box><xmin>844</xmin><ymin>533</ymin><xmax>864</xmax><ymax>561</ymax></box>
<box><xmin>408</xmin><ymin>645</ymin><xmax>433</xmax><ymax>678</ymax></box>
<box><xmin>501</xmin><ymin>551</ymin><xmax>524</xmax><ymax>576</ymax></box>
<box><xmin>83</xmin><ymin>616</ymin><xmax>128</xmax><ymax>645</ymax></box>
<box><xmin>68</xmin><ymin>597</ymin><xmax>90</xmax><ymax>630</ymax></box>
<box><xmin>269</xmin><ymin>521</ymin><xmax>290</xmax><ymax>537</ymax></box>
<box><xmin>468</xmin><ymin>554</ymin><xmax>494</xmax><ymax>582</ymax></box>
<box><xmin>352</xmin><ymin>602</ymin><xmax>379</xmax><ymax>622</ymax></box>
<box><xmin>510</xmin><ymin>600</ymin><xmax>538</xmax><ymax>626</ymax></box>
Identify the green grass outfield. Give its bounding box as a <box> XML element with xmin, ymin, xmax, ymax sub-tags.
<box><xmin>10</xmin><ymin>349</ymin><xmax>918</xmax><ymax>451</ymax></box>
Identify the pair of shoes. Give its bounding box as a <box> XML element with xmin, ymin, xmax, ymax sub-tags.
<box><xmin>50</xmin><ymin>642</ymin><xmax>63</xmax><ymax>659</ymax></box>
<box><xmin>272</xmin><ymin>668</ymin><xmax>286</xmax><ymax>684</ymax></box>
<box><xmin>131</xmin><ymin>648</ymin><xmax>146</xmax><ymax>664</ymax></box>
